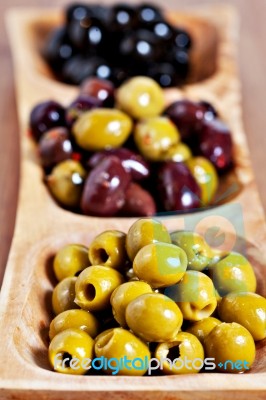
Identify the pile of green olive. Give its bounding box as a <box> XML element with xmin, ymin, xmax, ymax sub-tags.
<box><xmin>48</xmin><ymin>218</ymin><xmax>266</xmax><ymax>376</ymax></box>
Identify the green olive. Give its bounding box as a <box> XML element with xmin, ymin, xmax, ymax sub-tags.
<box><xmin>52</xmin><ymin>277</ymin><xmax>79</xmax><ymax>315</ymax></box>
<box><xmin>161</xmin><ymin>142</ymin><xmax>192</xmax><ymax>162</ymax></box>
<box><xmin>126</xmin><ymin>218</ymin><xmax>171</xmax><ymax>261</ymax></box>
<box><xmin>125</xmin><ymin>293</ymin><xmax>183</xmax><ymax>342</ymax></box>
<box><xmin>110</xmin><ymin>281</ymin><xmax>153</xmax><ymax>327</ymax></box>
<box><xmin>49</xmin><ymin>309</ymin><xmax>100</xmax><ymax>340</ymax></box>
<box><xmin>53</xmin><ymin>244</ymin><xmax>90</xmax><ymax>281</ymax></box>
<box><xmin>116</xmin><ymin>76</ymin><xmax>164</xmax><ymax>119</ymax></box>
<box><xmin>74</xmin><ymin>265</ymin><xmax>124</xmax><ymax>311</ymax></box>
<box><xmin>89</xmin><ymin>230</ymin><xmax>127</xmax><ymax>270</ymax></box>
<box><xmin>47</xmin><ymin>160</ymin><xmax>86</xmax><ymax>208</ymax></box>
<box><xmin>73</xmin><ymin>108</ymin><xmax>132</xmax><ymax>151</ymax></box>
<box><xmin>186</xmin><ymin>317</ymin><xmax>221</xmax><ymax>343</ymax></box>
<box><xmin>166</xmin><ymin>271</ymin><xmax>217</xmax><ymax>321</ymax></box>
<box><xmin>49</xmin><ymin>328</ymin><xmax>94</xmax><ymax>375</ymax></box>
<box><xmin>95</xmin><ymin>327</ymin><xmax>151</xmax><ymax>376</ymax></box>
<box><xmin>186</xmin><ymin>156</ymin><xmax>218</xmax><ymax>205</ymax></box>
<box><xmin>209</xmin><ymin>252</ymin><xmax>257</xmax><ymax>296</ymax></box>
<box><xmin>155</xmin><ymin>332</ymin><xmax>204</xmax><ymax>374</ymax></box>
<box><xmin>134</xmin><ymin>117</ymin><xmax>180</xmax><ymax>161</ymax></box>
<box><xmin>218</xmin><ymin>292</ymin><xmax>266</xmax><ymax>341</ymax></box>
<box><xmin>133</xmin><ymin>242</ymin><xmax>188</xmax><ymax>288</ymax></box>
<box><xmin>171</xmin><ymin>231</ymin><xmax>219</xmax><ymax>271</ymax></box>
<box><xmin>204</xmin><ymin>322</ymin><xmax>256</xmax><ymax>373</ymax></box>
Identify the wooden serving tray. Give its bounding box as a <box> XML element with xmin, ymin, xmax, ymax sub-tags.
<box><xmin>1</xmin><ymin>4</ymin><xmax>266</xmax><ymax>400</ymax></box>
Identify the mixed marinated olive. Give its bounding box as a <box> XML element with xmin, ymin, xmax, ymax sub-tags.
<box><xmin>47</xmin><ymin>219</ymin><xmax>266</xmax><ymax>376</ymax></box>
<box><xmin>29</xmin><ymin>76</ymin><xmax>234</xmax><ymax>217</ymax></box>
<box><xmin>43</xmin><ymin>3</ymin><xmax>192</xmax><ymax>87</ymax></box>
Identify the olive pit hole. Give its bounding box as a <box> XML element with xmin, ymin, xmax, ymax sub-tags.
<box><xmin>62</xmin><ymin>352</ymin><xmax>73</xmax><ymax>368</ymax></box>
<box><xmin>85</xmin><ymin>283</ymin><xmax>96</xmax><ymax>301</ymax></box>
<box><xmin>95</xmin><ymin>248</ymin><xmax>109</xmax><ymax>264</ymax></box>
<box><xmin>167</xmin><ymin>345</ymin><xmax>181</xmax><ymax>362</ymax></box>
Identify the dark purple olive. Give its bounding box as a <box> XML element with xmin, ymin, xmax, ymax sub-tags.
<box><xmin>81</xmin><ymin>156</ymin><xmax>131</xmax><ymax>216</ymax></box>
<box><xmin>137</xmin><ymin>4</ymin><xmax>162</xmax><ymax>27</ymax></box>
<box><xmin>199</xmin><ymin>119</ymin><xmax>233</xmax><ymax>173</ymax></box>
<box><xmin>62</xmin><ymin>55</ymin><xmax>110</xmax><ymax>85</ymax></box>
<box><xmin>198</xmin><ymin>100</ymin><xmax>218</xmax><ymax>120</ymax></box>
<box><xmin>43</xmin><ymin>27</ymin><xmax>76</xmax><ymax>73</ymax></box>
<box><xmin>88</xmin><ymin>148</ymin><xmax>150</xmax><ymax>181</ymax></box>
<box><xmin>164</xmin><ymin>100</ymin><xmax>206</xmax><ymax>143</ymax></box>
<box><xmin>38</xmin><ymin>127</ymin><xmax>73</xmax><ymax>168</ymax></box>
<box><xmin>148</xmin><ymin>63</ymin><xmax>178</xmax><ymax>88</ymax></box>
<box><xmin>119</xmin><ymin>182</ymin><xmax>156</xmax><ymax>216</ymax></box>
<box><xmin>158</xmin><ymin>162</ymin><xmax>201</xmax><ymax>212</ymax></box>
<box><xmin>173</xmin><ymin>29</ymin><xmax>192</xmax><ymax>50</ymax></box>
<box><xmin>65</xmin><ymin>94</ymin><xmax>102</xmax><ymax>126</ymax></box>
<box><xmin>119</xmin><ymin>30</ymin><xmax>162</xmax><ymax>64</ymax></box>
<box><xmin>107</xmin><ymin>4</ymin><xmax>138</xmax><ymax>32</ymax></box>
<box><xmin>29</xmin><ymin>100</ymin><xmax>66</xmax><ymax>141</ymax></box>
<box><xmin>80</xmin><ymin>77</ymin><xmax>115</xmax><ymax>107</ymax></box>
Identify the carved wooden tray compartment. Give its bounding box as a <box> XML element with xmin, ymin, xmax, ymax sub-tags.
<box><xmin>1</xmin><ymin>4</ymin><xmax>265</xmax><ymax>400</ymax></box>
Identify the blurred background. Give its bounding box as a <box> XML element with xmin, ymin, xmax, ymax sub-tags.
<box><xmin>0</xmin><ymin>0</ymin><xmax>266</xmax><ymax>285</ymax></box>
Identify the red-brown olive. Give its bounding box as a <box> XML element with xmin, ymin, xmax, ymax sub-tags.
<box><xmin>88</xmin><ymin>148</ymin><xmax>150</xmax><ymax>181</ymax></box>
<box><xmin>81</xmin><ymin>156</ymin><xmax>131</xmax><ymax>216</ymax></box>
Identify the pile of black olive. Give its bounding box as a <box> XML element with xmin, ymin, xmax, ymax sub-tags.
<box><xmin>43</xmin><ymin>2</ymin><xmax>192</xmax><ymax>87</ymax></box>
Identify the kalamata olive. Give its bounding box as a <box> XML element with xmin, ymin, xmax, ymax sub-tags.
<box><xmin>199</xmin><ymin>119</ymin><xmax>233</xmax><ymax>172</ymax></box>
<box><xmin>119</xmin><ymin>182</ymin><xmax>156</xmax><ymax>217</ymax></box>
<box><xmin>39</xmin><ymin>127</ymin><xmax>73</xmax><ymax>168</ymax></box>
<box><xmin>81</xmin><ymin>156</ymin><xmax>131</xmax><ymax>216</ymax></box>
<box><xmin>80</xmin><ymin>78</ymin><xmax>115</xmax><ymax>107</ymax></box>
<box><xmin>164</xmin><ymin>100</ymin><xmax>205</xmax><ymax>142</ymax></box>
<box><xmin>88</xmin><ymin>148</ymin><xmax>150</xmax><ymax>181</ymax></box>
<box><xmin>29</xmin><ymin>100</ymin><xmax>66</xmax><ymax>142</ymax></box>
<box><xmin>158</xmin><ymin>162</ymin><xmax>201</xmax><ymax>212</ymax></box>
<box><xmin>65</xmin><ymin>94</ymin><xmax>102</xmax><ymax>126</ymax></box>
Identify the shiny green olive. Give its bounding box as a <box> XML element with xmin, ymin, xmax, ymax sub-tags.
<box><xmin>49</xmin><ymin>309</ymin><xmax>100</xmax><ymax>340</ymax></box>
<box><xmin>53</xmin><ymin>244</ymin><xmax>90</xmax><ymax>281</ymax></box>
<box><xmin>161</xmin><ymin>142</ymin><xmax>192</xmax><ymax>162</ymax></box>
<box><xmin>110</xmin><ymin>281</ymin><xmax>153</xmax><ymax>327</ymax></box>
<box><xmin>155</xmin><ymin>332</ymin><xmax>204</xmax><ymax>374</ymax></box>
<box><xmin>218</xmin><ymin>292</ymin><xmax>266</xmax><ymax>341</ymax></box>
<box><xmin>171</xmin><ymin>231</ymin><xmax>220</xmax><ymax>271</ymax></box>
<box><xmin>134</xmin><ymin>117</ymin><xmax>180</xmax><ymax>161</ymax></box>
<box><xmin>126</xmin><ymin>218</ymin><xmax>171</xmax><ymax>261</ymax></box>
<box><xmin>89</xmin><ymin>230</ymin><xmax>127</xmax><ymax>270</ymax></box>
<box><xmin>95</xmin><ymin>327</ymin><xmax>151</xmax><ymax>376</ymax></box>
<box><xmin>166</xmin><ymin>271</ymin><xmax>217</xmax><ymax>321</ymax></box>
<box><xmin>52</xmin><ymin>277</ymin><xmax>79</xmax><ymax>315</ymax></box>
<box><xmin>75</xmin><ymin>265</ymin><xmax>124</xmax><ymax>311</ymax></box>
<box><xmin>209</xmin><ymin>252</ymin><xmax>257</xmax><ymax>296</ymax></box>
<box><xmin>186</xmin><ymin>156</ymin><xmax>218</xmax><ymax>205</ymax></box>
<box><xmin>49</xmin><ymin>328</ymin><xmax>94</xmax><ymax>375</ymax></box>
<box><xmin>204</xmin><ymin>322</ymin><xmax>256</xmax><ymax>373</ymax></box>
<box><xmin>126</xmin><ymin>293</ymin><xmax>183</xmax><ymax>342</ymax></box>
<box><xmin>133</xmin><ymin>242</ymin><xmax>188</xmax><ymax>288</ymax></box>
<box><xmin>73</xmin><ymin>108</ymin><xmax>132</xmax><ymax>151</ymax></box>
<box><xmin>47</xmin><ymin>160</ymin><xmax>86</xmax><ymax>208</ymax></box>
<box><xmin>186</xmin><ymin>317</ymin><xmax>221</xmax><ymax>343</ymax></box>
<box><xmin>116</xmin><ymin>76</ymin><xmax>164</xmax><ymax>119</ymax></box>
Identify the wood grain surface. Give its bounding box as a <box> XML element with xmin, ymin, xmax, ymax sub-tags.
<box><xmin>1</xmin><ymin>0</ymin><xmax>266</xmax><ymax>288</ymax></box>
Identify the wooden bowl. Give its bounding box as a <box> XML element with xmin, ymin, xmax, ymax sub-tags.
<box><xmin>1</xmin><ymin>4</ymin><xmax>265</xmax><ymax>399</ymax></box>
